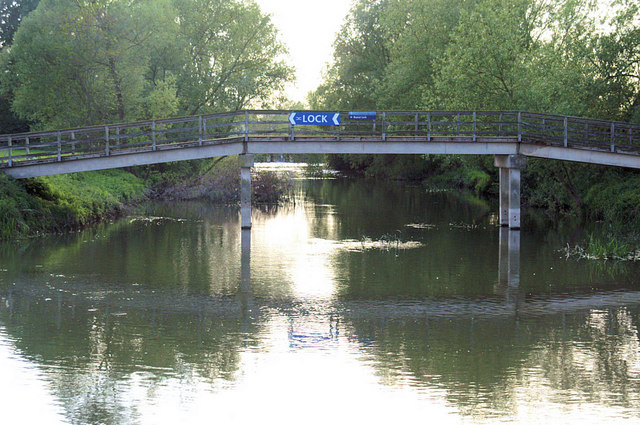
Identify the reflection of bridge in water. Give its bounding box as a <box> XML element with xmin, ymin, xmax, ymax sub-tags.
<box><xmin>3</xmin><ymin>110</ymin><xmax>640</xmax><ymax>230</ymax></box>
<box><xmin>238</xmin><ymin>227</ymin><xmax>639</xmax><ymax>319</ymax></box>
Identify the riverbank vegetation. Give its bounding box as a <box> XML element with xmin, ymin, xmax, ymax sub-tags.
<box><xmin>0</xmin><ymin>0</ymin><xmax>294</xmax><ymax>238</ymax></box>
<box><xmin>310</xmin><ymin>0</ymin><xmax>640</xmax><ymax>230</ymax></box>
<box><xmin>0</xmin><ymin>169</ymin><xmax>145</xmax><ymax>239</ymax></box>
<box><xmin>1</xmin><ymin>0</ymin><xmax>640</xmax><ymax>241</ymax></box>
<box><xmin>155</xmin><ymin>156</ymin><xmax>293</xmax><ymax>204</ymax></box>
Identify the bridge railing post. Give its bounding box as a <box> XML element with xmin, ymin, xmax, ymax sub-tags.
<box><xmin>199</xmin><ymin>116</ymin><xmax>203</xmax><ymax>146</ymax></box>
<box><xmin>473</xmin><ymin>111</ymin><xmax>477</xmax><ymax>142</ymax></box>
<box><xmin>105</xmin><ymin>126</ymin><xmax>110</xmax><ymax>156</ymax></box>
<box><xmin>289</xmin><ymin>114</ymin><xmax>295</xmax><ymax>141</ymax></box>
<box><xmin>244</xmin><ymin>111</ymin><xmax>249</xmax><ymax>142</ymax></box>
<box><xmin>584</xmin><ymin>122</ymin><xmax>589</xmax><ymax>145</ymax></box>
<box><xmin>57</xmin><ymin>131</ymin><xmax>62</xmax><ymax>162</ymax></box>
<box><xmin>564</xmin><ymin>117</ymin><xmax>568</xmax><ymax>147</ymax></box>
<box><xmin>517</xmin><ymin>111</ymin><xmax>522</xmax><ymax>142</ymax></box>
<box><xmin>152</xmin><ymin>121</ymin><xmax>156</xmax><ymax>151</ymax></box>
<box><xmin>7</xmin><ymin>136</ymin><xmax>12</xmax><ymax>167</ymax></box>
<box><xmin>611</xmin><ymin>122</ymin><xmax>616</xmax><ymax>153</ymax></box>
<box><xmin>427</xmin><ymin>112</ymin><xmax>431</xmax><ymax>141</ymax></box>
<box><xmin>25</xmin><ymin>136</ymin><xmax>29</xmax><ymax>156</ymax></box>
<box><xmin>382</xmin><ymin>112</ymin><xmax>386</xmax><ymax>141</ymax></box>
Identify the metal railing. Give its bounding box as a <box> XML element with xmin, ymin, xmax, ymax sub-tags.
<box><xmin>1</xmin><ymin>110</ymin><xmax>639</xmax><ymax>168</ymax></box>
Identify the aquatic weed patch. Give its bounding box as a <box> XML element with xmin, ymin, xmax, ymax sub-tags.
<box><xmin>561</xmin><ymin>234</ymin><xmax>640</xmax><ymax>261</ymax></box>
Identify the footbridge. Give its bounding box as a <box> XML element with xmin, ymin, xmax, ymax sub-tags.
<box><xmin>2</xmin><ymin>110</ymin><xmax>640</xmax><ymax>229</ymax></box>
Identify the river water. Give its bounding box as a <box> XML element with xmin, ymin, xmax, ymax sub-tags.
<box><xmin>1</xmin><ymin>166</ymin><xmax>640</xmax><ymax>424</ymax></box>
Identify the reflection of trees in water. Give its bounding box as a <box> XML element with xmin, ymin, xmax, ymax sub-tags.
<box><xmin>533</xmin><ymin>308</ymin><xmax>640</xmax><ymax>408</ymax></box>
<box><xmin>342</xmin><ymin>306</ymin><xmax>640</xmax><ymax>417</ymax></box>
<box><xmin>0</xmin><ymin>204</ymin><xmax>242</xmax><ymax>295</ymax></box>
<box><xmin>1</xmin><ymin>283</ymin><xmax>262</xmax><ymax>425</ymax></box>
<box><xmin>303</xmin><ymin>180</ymin><xmax>491</xmax><ymax>238</ymax></box>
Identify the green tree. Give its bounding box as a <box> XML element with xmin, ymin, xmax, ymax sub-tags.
<box><xmin>3</xmin><ymin>0</ymin><xmax>293</xmax><ymax>130</ymax></box>
<box><xmin>4</xmin><ymin>0</ymin><xmax>171</xmax><ymax>127</ymax></box>
<box><xmin>310</xmin><ymin>0</ymin><xmax>391</xmax><ymax>110</ymax></box>
<box><xmin>0</xmin><ymin>0</ymin><xmax>40</xmax><ymax>48</ymax></box>
<box><xmin>587</xmin><ymin>0</ymin><xmax>640</xmax><ymax>122</ymax></box>
<box><xmin>174</xmin><ymin>0</ymin><xmax>293</xmax><ymax>115</ymax></box>
<box><xmin>0</xmin><ymin>0</ymin><xmax>39</xmax><ymax>134</ymax></box>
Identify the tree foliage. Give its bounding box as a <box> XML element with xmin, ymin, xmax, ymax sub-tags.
<box><xmin>1</xmin><ymin>0</ymin><xmax>293</xmax><ymax>129</ymax></box>
<box><xmin>0</xmin><ymin>0</ymin><xmax>40</xmax><ymax>48</ymax></box>
<box><xmin>312</xmin><ymin>0</ymin><xmax>640</xmax><ymax>221</ymax></box>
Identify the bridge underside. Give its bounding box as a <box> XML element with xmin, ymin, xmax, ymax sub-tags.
<box><xmin>4</xmin><ymin>136</ymin><xmax>640</xmax><ymax>179</ymax></box>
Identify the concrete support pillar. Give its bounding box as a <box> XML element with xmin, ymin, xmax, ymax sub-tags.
<box><xmin>497</xmin><ymin>228</ymin><xmax>522</xmax><ymax>314</ymax></box>
<box><xmin>494</xmin><ymin>155</ymin><xmax>525</xmax><ymax>229</ymax></box>
<box><xmin>508</xmin><ymin>167</ymin><xmax>521</xmax><ymax>229</ymax></box>
<box><xmin>498</xmin><ymin>228</ymin><xmax>520</xmax><ymax>287</ymax></box>
<box><xmin>240</xmin><ymin>154</ymin><xmax>254</xmax><ymax>229</ymax></box>
<box><xmin>240</xmin><ymin>228</ymin><xmax>252</xmax><ymax>289</ymax></box>
<box><xmin>499</xmin><ymin>167</ymin><xmax>510</xmax><ymax>226</ymax></box>
<box><xmin>239</xmin><ymin>228</ymin><xmax>254</xmax><ymax>324</ymax></box>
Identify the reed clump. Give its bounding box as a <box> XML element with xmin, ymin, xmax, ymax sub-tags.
<box><xmin>561</xmin><ymin>234</ymin><xmax>640</xmax><ymax>261</ymax></box>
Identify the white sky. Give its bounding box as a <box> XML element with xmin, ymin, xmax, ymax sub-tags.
<box><xmin>254</xmin><ymin>0</ymin><xmax>353</xmax><ymax>104</ymax></box>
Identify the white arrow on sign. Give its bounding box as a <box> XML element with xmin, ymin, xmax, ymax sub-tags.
<box><xmin>332</xmin><ymin>113</ymin><xmax>340</xmax><ymax>126</ymax></box>
<box><xmin>289</xmin><ymin>112</ymin><xmax>296</xmax><ymax>125</ymax></box>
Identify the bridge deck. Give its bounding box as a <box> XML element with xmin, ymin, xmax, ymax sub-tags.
<box><xmin>1</xmin><ymin>110</ymin><xmax>640</xmax><ymax>178</ymax></box>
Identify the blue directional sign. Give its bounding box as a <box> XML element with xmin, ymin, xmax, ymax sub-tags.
<box><xmin>349</xmin><ymin>111</ymin><xmax>377</xmax><ymax>120</ymax></box>
<box><xmin>289</xmin><ymin>112</ymin><xmax>341</xmax><ymax>126</ymax></box>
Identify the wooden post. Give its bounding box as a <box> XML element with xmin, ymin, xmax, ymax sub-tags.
<box><xmin>427</xmin><ymin>112</ymin><xmax>431</xmax><ymax>141</ymax></box>
<box><xmin>57</xmin><ymin>131</ymin><xmax>62</xmax><ymax>162</ymax></box>
<box><xmin>25</xmin><ymin>136</ymin><xmax>30</xmax><ymax>155</ymax></box>
<box><xmin>199</xmin><ymin>116</ymin><xmax>203</xmax><ymax>146</ymax></box>
<box><xmin>564</xmin><ymin>117</ymin><xmax>568</xmax><ymax>147</ymax></box>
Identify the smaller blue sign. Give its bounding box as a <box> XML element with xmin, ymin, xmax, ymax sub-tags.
<box><xmin>349</xmin><ymin>111</ymin><xmax>377</xmax><ymax>120</ymax></box>
<box><xmin>289</xmin><ymin>112</ymin><xmax>340</xmax><ymax>126</ymax></box>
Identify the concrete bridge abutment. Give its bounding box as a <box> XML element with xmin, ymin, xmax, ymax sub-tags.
<box><xmin>494</xmin><ymin>155</ymin><xmax>525</xmax><ymax>230</ymax></box>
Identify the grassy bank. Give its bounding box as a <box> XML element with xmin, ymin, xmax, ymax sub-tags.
<box><xmin>0</xmin><ymin>157</ymin><xmax>293</xmax><ymax>239</ymax></box>
<box><xmin>0</xmin><ymin>169</ymin><xmax>146</xmax><ymax>239</ymax></box>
